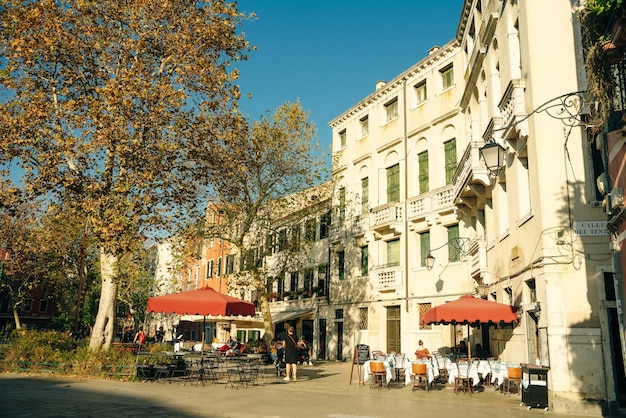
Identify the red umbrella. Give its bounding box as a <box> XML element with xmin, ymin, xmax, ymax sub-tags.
<box><xmin>147</xmin><ymin>287</ymin><xmax>256</xmax><ymax>317</ymax></box>
<box><xmin>421</xmin><ymin>294</ymin><xmax>518</xmax><ymax>326</ymax></box>
<box><xmin>421</xmin><ymin>295</ymin><xmax>519</xmax><ymax>360</ymax></box>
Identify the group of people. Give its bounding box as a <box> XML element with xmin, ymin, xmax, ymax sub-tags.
<box><xmin>119</xmin><ymin>325</ymin><xmax>165</xmax><ymax>348</ymax></box>
<box><xmin>270</xmin><ymin>326</ymin><xmax>313</xmax><ymax>381</ymax></box>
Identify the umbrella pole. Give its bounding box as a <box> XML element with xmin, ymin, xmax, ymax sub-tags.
<box><xmin>467</xmin><ymin>324</ymin><xmax>471</xmax><ymax>361</ymax></box>
<box><xmin>201</xmin><ymin>316</ymin><xmax>206</xmax><ymax>364</ymax></box>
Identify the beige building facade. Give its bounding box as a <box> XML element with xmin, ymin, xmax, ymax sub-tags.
<box><xmin>329</xmin><ymin>0</ymin><xmax>617</xmax><ymax>414</ymax></box>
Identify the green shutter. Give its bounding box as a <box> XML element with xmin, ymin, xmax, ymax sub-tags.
<box><xmin>418</xmin><ymin>151</ymin><xmax>429</xmax><ymax>194</ymax></box>
<box><xmin>387</xmin><ymin>164</ymin><xmax>400</xmax><ymax>202</ymax></box>
<box><xmin>420</xmin><ymin>231</ymin><xmax>430</xmax><ymax>267</ymax></box>
<box><xmin>447</xmin><ymin>224</ymin><xmax>460</xmax><ymax>262</ymax></box>
<box><xmin>444</xmin><ymin>139</ymin><xmax>457</xmax><ymax>184</ymax></box>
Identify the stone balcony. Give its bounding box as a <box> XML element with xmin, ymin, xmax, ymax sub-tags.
<box><xmin>372</xmin><ymin>263</ymin><xmax>403</xmax><ymax>292</ymax></box>
<box><xmin>370</xmin><ymin>203</ymin><xmax>403</xmax><ymax>235</ymax></box>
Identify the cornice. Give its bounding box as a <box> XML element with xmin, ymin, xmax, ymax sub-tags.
<box><xmin>328</xmin><ymin>40</ymin><xmax>460</xmax><ymax>129</ymax></box>
<box><xmin>376</xmin><ymin>137</ymin><xmax>402</xmax><ymax>154</ymax></box>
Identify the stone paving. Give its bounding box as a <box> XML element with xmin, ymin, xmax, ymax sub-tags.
<box><xmin>0</xmin><ymin>361</ymin><xmax>612</xmax><ymax>418</ymax></box>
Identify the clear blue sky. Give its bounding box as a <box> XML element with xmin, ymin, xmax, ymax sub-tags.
<box><xmin>235</xmin><ymin>1</ymin><xmax>463</xmax><ymax>154</ymax></box>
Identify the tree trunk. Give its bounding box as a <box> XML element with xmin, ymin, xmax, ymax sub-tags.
<box><xmin>12</xmin><ymin>308</ymin><xmax>21</xmax><ymax>330</ymax></box>
<box><xmin>259</xmin><ymin>295</ymin><xmax>274</xmax><ymax>341</ymax></box>
<box><xmin>89</xmin><ymin>248</ymin><xmax>118</xmax><ymax>351</ymax></box>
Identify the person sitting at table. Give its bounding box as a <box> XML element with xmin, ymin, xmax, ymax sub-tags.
<box><xmin>455</xmin><ymin>340</ymin><xmax>468</xmax><ymax>357</ymax></box>
<box><xmin>414</xmin><ymin>340</ymin><xmax>430</xmax><ymax>359</ymax></box>
<box><xmin>473</xmin><ymin>343</ymin><xmax>488</xmax><ymax>359</ymax></box>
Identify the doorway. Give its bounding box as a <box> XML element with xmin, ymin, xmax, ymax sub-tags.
<box><xmin>386</xmin><ymin>305</ymin><xmax>401</xmax><ymax>353</ymax></box>
<box><xmin>336</xmin><ymin>321</ymin><xmax>343</xmax><ymax>361</ymax></box>
<box><xmin>318</xmin><ymin>319</ymin><xmax>326</xmax><ymax>360</ymax></box>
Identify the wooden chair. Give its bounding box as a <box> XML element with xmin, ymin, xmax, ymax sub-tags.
<box><xmin>371</xmin><ymin>350</ymin><xmax>385</xmax><ymax>360</ymax></box>
<box><xmin>369</xmin><ymin>361</ymin><xmax>388</xmax><ymax>390</ymax></box>
<box><xmin>411</xmin><ymin>362</ymin><xmax>429</xmax><ymax>391</ymax></box>
<box><xmin>454</xmin><ymin>361</ymin><xmax>473</xmax><ymax>394</ymax></box>
<box><xmin>505</xmin><ymin>366</ymin><xmax>522</xmax><ymax>395</ymax></box>
<box><xmin>394</xmin><ymin>353</ymin><xmax>406</xmax><ymax>382</ymax></box>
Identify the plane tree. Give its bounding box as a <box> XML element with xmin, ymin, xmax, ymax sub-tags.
<box><xmin>0</xmin><ymin>0</ymin><xmax>252</xmax><ymax>350</ymax></box>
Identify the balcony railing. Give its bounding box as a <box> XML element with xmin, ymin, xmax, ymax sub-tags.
<box><xmin>370</xmin><ymin>203</ymin><xmax>403</xmax><ymax>232</ymax></box>
<box><xmin>372</xmin><ymin>263</ymin><xmax>402</xmax><ymax>291</ymax></box>
<box><xmin>407</xmin><ymin>186</ymin><xmax>455</xmax><ymax>220</ymax></box>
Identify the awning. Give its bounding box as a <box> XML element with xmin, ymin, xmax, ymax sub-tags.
<box><xmin>271</xmin><ymin>308</ymin><xmax>315</xmax><ymax>324</ymax></box>
<box><xmin>180</xmin><ymin>314</ymin><xmax>265</xmax><ymax>328</ymax></box>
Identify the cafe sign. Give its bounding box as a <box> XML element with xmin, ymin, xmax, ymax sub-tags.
<box><xmin>573</xmin><ymin>221</ymin><xmax>608</xmax><ymax>236</ymax></box>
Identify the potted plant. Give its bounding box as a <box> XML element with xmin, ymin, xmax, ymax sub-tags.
<box><xmin>282</xmin><ymin>290</ymin><xmax>294</xmax><ymax>300</ymax></box>
<box><xmin>267</xmin><ymin>292</ymin><xmax>278</xmax><ymax>302</ymax></box>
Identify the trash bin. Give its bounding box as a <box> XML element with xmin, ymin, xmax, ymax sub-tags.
<box><xmin>521</xmin><ymin>363</ymin><xmax>549</xmax><ymax>411</ymax></box>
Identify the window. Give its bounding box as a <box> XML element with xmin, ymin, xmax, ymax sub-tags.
<box><xmin>387</xmin><ymin>239</ymin><xmax>400</xmax><ymax>266</ymax></box>
<box><xmin>335</xmin><ymin>309</ymin><xmax>344</xmax><ymax>320</ymax></box>
<box><xmin>444</xmin><ymin>139</ymin><xmax>457</xmax><ymax>184</ymax></box>
<box><xmin>207</xmin><ymin>260</ymin><xmax>214</xmax><ymax>279</ymax></box>
<box><xmin>360</xmin><ymin>115</ymin><xmax>369</xmax><ymax>136</ymax></box>
<box><xmin>358</xmin><ymin>307</ymin><xmax>369</xmax><ymax>330</ymax></box>
<box><xmin>304</xmin><ymin>268</ymin><xmax>314</xmax><ymax>293</ymax></box>
<box><xmin>385</xmin><ymin>98</ymin><xmax>399</xmax><ymax>122</ymax></box>
<box><xmin>39</xmin><ymin>299</ymin><xmax>48</xmax><ymax>313</ymax></box>
<box><xmin>419</xmin><ymin>303</ymin><xmax>432</xmax><ymax>330</ymax></box>
<box><xmin>447</xmin><ymin>224</ymin><xmax>461</xmax><ymax>262</ymax></box>
<box><xmin>338</xmin><ymin>187</ymin><xmax>346</xmax><ymax>220</ymax></box>
<box><xmin>317</xmin><ymin>263</ymin><xmax>328</xmax><ymax>296</ymax></box>
<box><xmin>387</xmin><ymin>163</ymin><xmax>400</xmax><ymax>202</ymax></box>
<box><xmin>278</xmin><ymin>229</ymin><xmax>287</xmax><ymax>252</ymax></box>
<box><xmin>420</xmin><ymin>231</ymin><xmax>430</xmax><ymax>267</ymax></box>
<box><xmin>225</xmin><ymin>254</ymin><xmax>235</xmax><ymax>275</ymax></box>
<box><xmin>418</xmin><ymin>151</ymin><xmax>429</xmax><ymax>194</ymax></box>
<box><xmin>504</xmin><ymin>286</ymin><xmax>513</xmax><ymax>305</ymax></box>
<box><xmin>23</xmin><ymin>299</ymin><xmax>32</xmax><ymax>312</ymax></box>
<box><xmin>290</xmin><ymin>226</ymin><xmax>301</xmax><ymax>250</ymax></box>
<box><xmin>360</xmin><ymin>245</ymin><xmax>369</xmax><ymax>277</ymax></box>
<box><xmin>290</xmin><ymin>272</ymin><xmax>298</xmax><ymax>292</ymax></box>
<box><xmin>361</xmin><ymin>177</ymin><xmax>369</xmax><ymax>211</ymax></box>
<box><xmin>339</xmin><ymin>129</ymin><xmax>346</xmax><ymax>148</ymax></box>
<box><xmin>338</xmin><ymin>250</ymin><xmax>345</xmax><ymax>280</ymax></box>
<box><xmin>305</xmin><ymin>217</ymin><xmax>317</xmax><ymax>241</ymax></box>
<box><xmin>415</xmin><ymin>80</ymin><xmax>427</xmax><ymax>105</ymax></box>
<box><xmin>320</xmin><ymin>211</ymin><xmax>331</xmax><ymax>239</ymax></box>
<box><xmin>277</xmin><ymin>275</ymin><xmax>285</xmax><ymax>294</ymax></box>
<box><xmin>440</xmin><ymin>64</ymin><xmax>454</xmax><ymax>90</ymax></box>
<box><xmin>217</xmin><ymin>257</ymin><xmax>222</xmax><ymax>276</ymax></box>
<box><xmin>526</xmin><ymin>279</ymin><xmax>537</xmax><ymax>303</ymax></box>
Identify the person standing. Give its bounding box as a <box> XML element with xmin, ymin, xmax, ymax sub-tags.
<box><xmin>282</xmin><ymin>326</ymin><xmax>299</xmax><ymax>382</ymax></box>
<box><xmin>134</xmin><ymin>326</ymin><xmax>146</xmax><ymax>349</ymax></box>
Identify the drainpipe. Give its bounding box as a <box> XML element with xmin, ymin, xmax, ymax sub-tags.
<box><xmin>403</xmin><ymin>78</ymin><xmax>410</xmax><ymax>312</ymax></box>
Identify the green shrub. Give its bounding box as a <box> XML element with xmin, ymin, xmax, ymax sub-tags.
<box><xmin>0</xmin><ymin>330</ymin><xmax>137</xmax><ymax>379</ymax></box>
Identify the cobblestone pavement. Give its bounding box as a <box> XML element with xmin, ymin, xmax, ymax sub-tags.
<box><xmin>0</xmin><ymin>361</ymin><xmax>614</xmax><ymax>418</ymax></box>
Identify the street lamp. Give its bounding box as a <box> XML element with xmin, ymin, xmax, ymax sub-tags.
<box><xmin>479</xmin><ymin>140</ymin><xmax>506</xmax><ymax>178</ymax></box>
<box><xmin>425</xmin><ymin>237</ymin><xmax>471</xmax><ymax>271</ymax></box>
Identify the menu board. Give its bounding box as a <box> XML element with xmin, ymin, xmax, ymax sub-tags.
<box><xmin>354</xmin><ymin>344</ymin><xmax>370</xmax><ymax>364</ymax></box>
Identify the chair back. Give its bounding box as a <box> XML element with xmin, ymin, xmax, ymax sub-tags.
<box><xmin>370</xmin><ymin>361</ymin><xmax>385</xmax><ymax>373</ymax></box>
<box><xmin>371</xmin><ymin>350</ymin><xmax>385</xmax><ymax>360</ymax></box>
<box><xmin>412</xmin><ymin>362</ymin><xmax>427</xmax><ymax>375</ymax></box>
<box><xmin>508</xmin><ymin>366</ymin><xmax>522</xmax><ymax>379</ymax></box>
<box><xmin>456</xmin><ymin>360</ymin><xmax>470</xmax><ymax>378</ymax></box>
<box><xmin>394</xmin><ymin>353</ymin><xmax>406</xmax><ymax>368</ymax></box>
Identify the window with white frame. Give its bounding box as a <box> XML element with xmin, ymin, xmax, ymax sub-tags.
<box><xmin>385</xmin><ymin>98</ymin><xmax>399</xmax><ymax>122</ymax></box>
<box><xmin>207</xmin><ymin>260</ymin><xmax>214</xmax><ymax>279</ymax></box>
<box><xmin>360</xmin><ymin>115</ymin><xmax>369</xmax><ymax>137</ymax></box>
<box><xmin>440</xmin><ymin>64</ymin><xmax>454</xmax><ymax>90</ymax></box>
<box><xmin>415</xmin><ymin>80</ymin><xmax>427</xmax><ymax>105</ymax></box>
<box><xmin>339</xmin><ymin>129</ymin><xmax>346</xmax><ymax>148</ymax></box>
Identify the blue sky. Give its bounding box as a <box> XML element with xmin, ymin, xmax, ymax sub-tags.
<box><xmin>235</xmin><ymin>1</ymin><xmax>463</xmax><ymax>154</ymax></box>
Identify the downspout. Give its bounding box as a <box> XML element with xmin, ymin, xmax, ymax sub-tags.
<box><xmin>403</xmin><ymin>78</ymin><xmax>410</xmax><ymax>312</ymax></box>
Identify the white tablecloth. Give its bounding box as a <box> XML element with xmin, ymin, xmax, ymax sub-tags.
<box><xmin>446</xmin><ymin>361</ymin><xmax>481</xmax><ymax>386</ymax></box>
<box><xmin>363</xmin><ymin>359</ymin><xmax>395</xmax><ymax>384</ymax></box>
